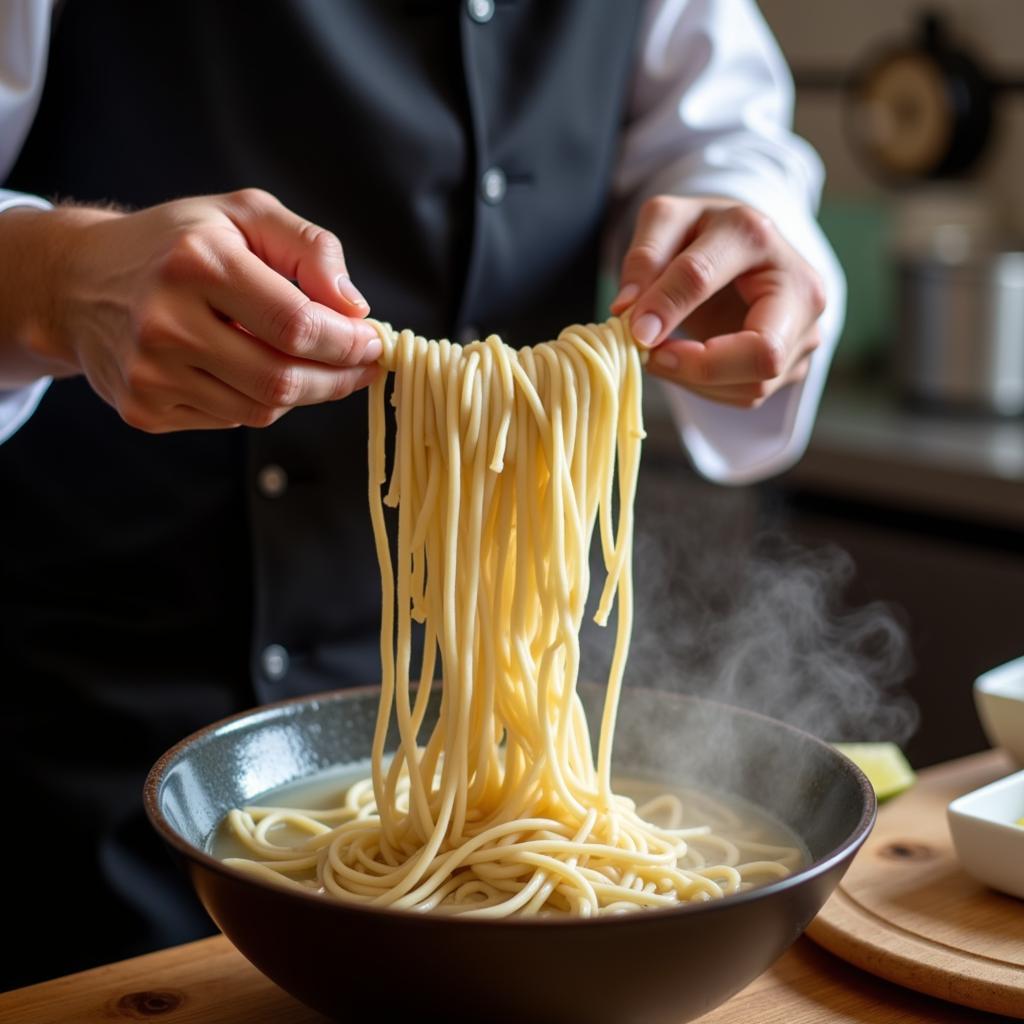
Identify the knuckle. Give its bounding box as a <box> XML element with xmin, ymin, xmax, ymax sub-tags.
<box><xmin>162</xmin><ymin>229</ymin><xmax>222</xmax><ymax>284</ymax></box>
<box><xmin>301</xmin><ymin>222</ymin><xmax>344</xmax><ymax>262</ymax></box>
<box><xmin>272</xmin><ymin>302</ymin><xmax>319</xmax><ymax>357</ymax></box>
<box><xmin>624</xmin><ymin>242</ymin><xmax>662</xmax><ymax>277</ymax></box>
<box><xmin>243</xmin><ymin>404</ymin><xmax>279</xmax><ymax>429</ymax></box>
<box><xmin>136</xmin><ymin>309</ymin><xmax>190</xmax><ymax>355</ymax></box>
<box><xmin>135</xmin><ymin>311</ymin><xmax>166</xmax><ymax>353</ymax></box>
<box><xmin>641</xmin><ymin>195</ymin><xmax>678</xmax><ymax>221</ymax></box>
<box><xmin>756</xmin><ymin>333</ymin><xmax>786</xmax><ymax>379</ymax></box>
<box><xmin>656</xmin><ymin>277</ymin><xmax>690</xmax><ymax>316</ymax></box>
<box><xmin>122</xmin><ymin>356</ymin><xmax>162</xmax><ymax>397</ymax></box>
<box><xmin>807</xmin><ymin>270</ymin><xmax>827</xmax><ymax>318</ymax></box>
<box><xmin>227</xmin><ymin>187</ymin><xmax>277</xmax><ymax>214</ymax></box>
<box><xmin>330</xmin><ymin>376</ymin><xmax>357</xmax><ymax>402</ymax></box>
<box><xmin>334</xmin><ymin>321</ymin><xmax>361</xmax><ymax>364</ymax></box>
<box><xmin>261</xmin><ymin>364</ymin><xmax>304</xmax><ymax>407</ymax></box>
<box><xmin>138</xmin><ymin>319</ymin><xmax>203</xmax><ymax>365</ymax></box>
<box><xmin>118</xmin><ymin>398</ymin><xmax>159</xmax><ymax>432</ymax></box>
<box><xmin>726</xmin><ymin>205</ymin><xmax>775</xmax><ymax>249</ymax></box>
<box><xmin>668</xmin><ymin>251</ymin><xmax>715</xmax><ymax>301</ymax></box>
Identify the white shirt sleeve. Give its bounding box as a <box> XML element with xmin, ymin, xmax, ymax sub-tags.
<box><xmin>0</xmin><ymin>0</ymin><xmax>54</xmax><ymax>443</ymax></box>
<box><xmin>616</xmin><ymin>0</ymin><xmax>846</xmax><ymax>485</ymax></box>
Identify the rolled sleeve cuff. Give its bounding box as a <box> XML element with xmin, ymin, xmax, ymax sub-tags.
<box><xmin>0</xmin><ymin>192</ymin><xmax>54</xmax><ymax>443</ymax></box>
<box><xmin>0</xmin><ymin>190</ymin><xmax>51</xmax><ymax>215</ymax></box>
<box><xmin>0</xmin><ymin>375</ymin><xmax>50</xmax><ymax>444</ymax></box>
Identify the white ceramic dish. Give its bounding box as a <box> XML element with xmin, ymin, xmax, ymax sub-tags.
<box><xmin>947</xmin><ymin>769</ymin><xmax>1024</xmax><ymax>900</ymax></box>
<box><xmin>973</xmin><ymin>655</ymin><xmax>1024</xmax><ymax>766</ymax></box>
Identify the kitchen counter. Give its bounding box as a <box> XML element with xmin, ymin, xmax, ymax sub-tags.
<box><xmin>784</xmin><ymin>382</ymin><xmax>1024</xmax><ymax>529</ymax></box>
<box><xmin>643</xmin><ymin>378</ymin><xmax>1024</xmax><ymax>528</ymax></box>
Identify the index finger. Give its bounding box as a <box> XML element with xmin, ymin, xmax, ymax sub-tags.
<box><xmin>204</xmin><ymin>248</ymin><xmax>382</xmax><ymax>367</ymax></box>
<box><xmin>649</xmin><ymin>290</ymin><xmax>802</xmax><ymax>385</ymax></box>
<box><xmin>220</xmin><ymin>188</ymin><xmax>370</xmax><ymax>315</ymax></box>
<box><xmin>610</xmin><ymin>197</ymin><xmax>702</xmax><ymax>314</ymax></box>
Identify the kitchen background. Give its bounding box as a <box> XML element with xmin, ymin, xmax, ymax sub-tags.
<box><xmin>610</xmin><ymin>0</ymin><xmax>1024</xmax><ymax>769</ymax></box>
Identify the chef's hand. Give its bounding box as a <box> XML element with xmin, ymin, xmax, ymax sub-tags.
<box><xmin>611</xmin><ymin>196</ymin><xmax>826</xmax><ymax>409</ymax></box>
<box><xmin>5</xmin><ymin>189</ymin><xmax>381</xmax><ymax>431</ymax></box>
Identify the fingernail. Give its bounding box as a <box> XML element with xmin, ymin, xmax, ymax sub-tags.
<box><xmin>336</xmin><ymin>274</ymin><xmax>369</xmax><ymax>310</ymax></box>
<box><xmin>362</xmin><ymin>336</ymin><xmax>383</xmax><ymax>362</ymax></box>
<box><xmin>631</xmin><ymin>312</ymin><xmax>663</xmax><ymax>348</ymax></box>
<box><xmin>651</xmin><ymin>348</ymin><xmax>678</xmax><ymax>372</ymax></box>
<box><xmin>611</xmin><ymin>283</ymin><xmax>639</xmax><ymax>310</ymax></box>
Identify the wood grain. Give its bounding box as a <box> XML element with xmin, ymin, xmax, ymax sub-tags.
<box><xmin>0</xmin><ymin>937</ymin><xmax>328</xmax><ymax>1024</ymax></box>
<box><xmin>807</xmin><ymin>748</ymin><xmax>1024</xmax><ymax>1019</ymax></box>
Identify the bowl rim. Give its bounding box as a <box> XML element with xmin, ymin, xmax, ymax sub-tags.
<box><xmin>974</xmin><ymin>655</ymin><xmax>1024</xmax><ymax>701</ymax></box>
<box><xmin>947</xmin><ymin>768</ymin><xmax>1024</xmax><ymax>833</ymax></box>
<box><xmin>144</xmin><ymin>684</ymin><xmax>877</xmax><ymax>930</ymax></box>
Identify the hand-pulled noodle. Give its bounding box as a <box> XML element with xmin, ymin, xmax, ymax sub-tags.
<box><xmin>223</xmin><ymin>318</ymin><xmax>797</xmax><ymax>916</ymax></box>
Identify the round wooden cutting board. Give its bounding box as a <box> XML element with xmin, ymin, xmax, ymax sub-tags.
<box><xmin>806</xmin><ymin>749</ymin><xmax>1024</xmax><ymax>1018</ymax></box>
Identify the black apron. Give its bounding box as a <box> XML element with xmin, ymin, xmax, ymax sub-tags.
<box><xmin>0</xmin><ymin>0</ymin><xmax>642</xmax><ymax>987</ymax></box>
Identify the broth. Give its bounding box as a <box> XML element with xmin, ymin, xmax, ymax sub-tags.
<box><xmin>211</xmin><ymin>761</ymin><xmax>809</xmax><ymax>901</ymax></box>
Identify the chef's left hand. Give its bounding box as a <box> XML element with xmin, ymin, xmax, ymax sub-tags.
<box><xmin>611</xmin><ymin>196</ymin><xmax>826</xmax><ymax>409</ymax></box>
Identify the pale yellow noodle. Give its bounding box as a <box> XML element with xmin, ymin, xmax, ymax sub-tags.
<box><xmin>224</xmin><ymin>317</ymin><xmax>798</xmax><ymax>915</ymax></box>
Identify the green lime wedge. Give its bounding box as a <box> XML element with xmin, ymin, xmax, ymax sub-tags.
<box><xmin>834</xmin><ymin>742</ymin><xmax>916</xmax><ymax>801</ymax></box>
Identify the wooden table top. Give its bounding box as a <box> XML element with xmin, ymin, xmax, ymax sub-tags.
<box><xmin>3</xmin><ymin>932</ymin><xmax>1012</xmax><ymax>1024</ymax></box>
<box><xmin>3</xmin><ymin>752</ymin><xmax>1019</xmax><ymax>1024</ymax></box>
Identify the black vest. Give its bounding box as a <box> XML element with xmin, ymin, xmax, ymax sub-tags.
<box><xmin>0</xmin><ymin>0</ymin><xmax>642</xmax><ymax>984</ymax></box>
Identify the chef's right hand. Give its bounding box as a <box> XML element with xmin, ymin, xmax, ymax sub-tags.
<box><xmin>7</xmin><ymin>189</ymin><xmax>381</xmax><ymax>431</ymax></box>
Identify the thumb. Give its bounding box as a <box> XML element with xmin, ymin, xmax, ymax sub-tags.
<box><xmin>220</xmin><ymin>188</ymin><xmax>370</xmax><ymax>316</ymax></box>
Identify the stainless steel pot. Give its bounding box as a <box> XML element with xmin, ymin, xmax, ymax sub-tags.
<box><xmin>895</xmin><ymin>250</ymin><xmax>1024</xmax><ymax>415</ymax></box>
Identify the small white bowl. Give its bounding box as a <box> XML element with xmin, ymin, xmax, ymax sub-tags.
<box><xmin>948</xmin><ymin>770</ymin><xmax>1024</xmax><ymax>900</ymax></box>
<box><xmin>973</xmin><ymin>655</ymin><xmax>1024</xmax><ymax>766</ymax></box>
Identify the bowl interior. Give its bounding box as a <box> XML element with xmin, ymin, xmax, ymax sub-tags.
<box><xmin>153</xmin><ymin>684</ymin><xmax>872</xmax><ymax>872</ymax></box>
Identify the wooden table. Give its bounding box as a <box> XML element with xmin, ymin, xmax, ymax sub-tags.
<box><xmin>3</xmin><ymin>932</ymin><xmax>1010</xmax><ymax>1024</ymax></box>
<box><xmin>3</xmin><ymin>753</ymin><xmax>1019</xmax><ymax>1024</ymax></box>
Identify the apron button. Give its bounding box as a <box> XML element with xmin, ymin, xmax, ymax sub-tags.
<box><xmin>256</xmin><ymin>464</ymin><xmax>288</xmax><ymax>498</ymax></box>
<box><xmin>467</xmin><ymin>0</ymin><xmax>494</xmax><ymax>24</ymax></box>
<box><xmin>480</xmin><ymin>167</ymin><xmax>507</xmax><ymax>205</ymax></box>
<box><xmin>261</xmin><ymin>644</ymin><xmax>290</xmax><ymax>682</ymax></box>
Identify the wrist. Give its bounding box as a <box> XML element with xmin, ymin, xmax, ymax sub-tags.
<box><xmin>1</xmin><ymin>205</ymin><xmax>119</xmax><ymax>381</ymax></box>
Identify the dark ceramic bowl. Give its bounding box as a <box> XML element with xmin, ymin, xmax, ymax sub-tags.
<box><xmin>145</xmin><ymin>685</ymin><xmax>875</xmax><ymax>1024</ymax></box>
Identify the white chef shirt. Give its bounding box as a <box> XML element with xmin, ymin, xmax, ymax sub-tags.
<box><xmin>0</xmin><ymin>0</ymin><xmax>845</xmax><ymax>484</ymax></box>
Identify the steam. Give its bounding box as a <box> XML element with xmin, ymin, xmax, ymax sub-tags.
<box><xmin>581</xmin><ymin>469</ymin><xmax>919</xmax><ymax>746</ymax></box>
<box><xmin>694</xmin><ymin>535</ymin><xmax>916</xmax><ymax>742</ymax></box>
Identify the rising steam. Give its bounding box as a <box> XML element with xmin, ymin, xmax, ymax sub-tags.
<box><xmin>582</xmin><ymin>469</ymin><xmax>919</xmax><ymax>746</ymax></box>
